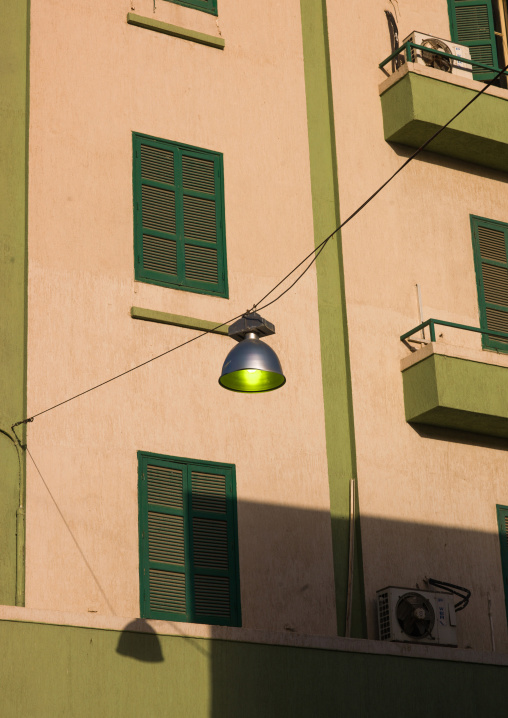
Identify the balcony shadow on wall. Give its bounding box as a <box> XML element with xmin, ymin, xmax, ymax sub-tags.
<box><xmin>205</xmin><ymin>499</ymin><xmax>507</xmax><ymax>718</ymax></box>
<box><xmin>410</xmin><ymin>422</ymin><xmax>508</xmax><ymax>450</ymax></box>
<box><xmin>91</xmin><ymin>498</ymin><xmax>508</xmax><ymax>716</ymax></box>
<box><xmin>389</xmin><ymin>142</ymin><xmax>508</xmax><ymax>183</ymax></box>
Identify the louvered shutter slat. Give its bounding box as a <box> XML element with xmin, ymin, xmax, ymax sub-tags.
<box><xmin>141</xmin><ymin>186</ymin><xmax>176</xmax><ymax>233</ymax></box>
<box><xmin>191</xmin><ymin>471</ymin><xmax>227</xmax><ymax>513</ymax></box>
<box><xmin>139</xmin><ymin>144</ymin><xmax>178</xmax><ymax>279</ymax></box>
<box><xmin>478</xmin><ymin>226</ymin><xmax>506</xmax><ymax>262</ymax></box>
<box><xmin>148</xmin><ymin>513</ymin><xmax>185</xmax><ymax>565</ymax></box>
<box><xmin>149</xmin><ymin>569</ymin><xmax>186</xmax><ymax>614</ymax></box>
<box><xmin>455</xmin><ymin>5</ymin><xmax>491</xmax><ymax>39</ymax></box>
<box><xmin>181</xmin><ymin>153</ymin><xmax>221</xmax><ymax>288</ymax></box>
<box><xmin>142</xmin><ymin>235</ymin><xmax>177</xmax><ymax>276</ymax></box>
<box><xmin>141</xmin><ymin>144</ymin><xmax>175</xmax><ymax>184</ymax></box>
<box><xmin>142</xmin><ymin>461</ymin><xmax>187</xmax><ymax>619</ymax></box>
<box><xmin>472</xmin><ymin>218</ymin><xmax>508</xmax><ymax>348</ymax></box>
<box><xmin>147</xmin><ymin>464</ymin><xmax>184</xmax><ymax>508</ymax></box>
<box><xmin>479</xmin><ymin>225</ymin><xmax>508</xmax><ymax>342</ymax></box>
<box><xmin>184</xmin><ymin>245</ymin><xmax>218</xmax><ymax>283</ymax></box>
<box><xmin>182</xmin><ymin>156</ymin><xmax>215</xmax><ymax>194</ymax></box>
<box><xmin>481</xmin><ymin>264</ymin><xmax>508</xmax><ymax>305</ymax></box>
<box><xmin>183</xmin><ymin>196</ymin><xmax>217</xmax><ymax>242</ymax></box>
<box><xmin>189</xmin><ymin>467</ymin><xmax>237</xmax><ymax>621</ymax></box>
<box><xmin>192</xmin><ymin>518</ymin><xmax>229</xmax><ymax>570</ymax></box>
<box><xmin>194</xmin><ymin>576</ymin><xmax>231</xmax><ymax>617</ymax></box>
<box><xmin>485</xmin><ymin>308</ymin><xmax>508</xmax><ymax>342</ymax></box>
<box><xmin>496</xmin><ymin>506</ymin><xmax>508</xmax><ymax>625</ymax></box>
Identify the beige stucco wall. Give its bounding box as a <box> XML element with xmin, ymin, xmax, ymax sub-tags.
<box><xmin>25</xmin><ymin>0</ymin><xmax>337</xmax><ymax>638</ymax></box>
<box><xmin>327</xmin><ymin>0</ymin><xmax>508</xmax><ymax>650</ymax></box>
<box><xmin>23</xmin><ymin>0</ymin><xmax>508</xmax><ymax>655</ymax></box>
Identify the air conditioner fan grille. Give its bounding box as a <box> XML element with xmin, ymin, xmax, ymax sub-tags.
<box><xmin>396</xmin><ymin>592</ymin><xmax>435</xmax><ymax>638</ymax></box>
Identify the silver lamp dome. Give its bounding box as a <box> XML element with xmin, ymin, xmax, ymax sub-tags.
<box><xmin>218</xmin><ymin>313</ymin><xmax>286</xmax><ymax>393</ymax></box>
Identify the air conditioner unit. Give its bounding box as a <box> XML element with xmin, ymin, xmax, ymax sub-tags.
<box><xmin>402</xmin><ymin>31</ymin><xmax>472</xmax><ymax>79</ymax></box>
<box><xmin>377</xmin><ymin>586</ymin><xmax>458</xmax><ymax>646</ymax></box>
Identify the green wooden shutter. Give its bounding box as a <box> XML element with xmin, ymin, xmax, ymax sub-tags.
<box><xmin>133</xmin><ymin>133</ymin><xmax>228</xmax><ymax>298</ymax></box>
<box><xmin>471</xmin><ymin>216</ymin><xmax>508</xmax><ymax>351</ymax></box>
<box><xmin>496</xmin><ymin>504</ymin><xmax>508</xmax><ymax>624</ymax></box>
<box><xmin>139</xmin><ymin>457</ymin><xmax>190</xmax><ymax>620</ymax></box>
<box><xmin>448</xmin><ymin>0</ymin><xmax>499</xmax><ymax>79</ymax></box>
<box><xmin>168</xmin><ymin>0</ymin><xmax>217</xmax><ymax>16</ymax></box>
<box><xmin>188</xmin><ymin>465</ymin><xmax>240</xmax><ymax>625</ymax></box>
<box><xmin>136</xmin><ymin>139</ymin><xmax>179</xmax><ymax>284</ymax></box>
<box><xmin>139</xmin><ymin>452</ymin><xmax>241</xmax><ymax>627</ymax></box>
<box><xmin>180</xmin><ymin>150</ymin><xmax>224</xmax><ymax>293</ymax></box>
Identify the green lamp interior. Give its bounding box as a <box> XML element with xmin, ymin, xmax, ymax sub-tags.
<box><xmin>219</xmin><ymin>368</ymin><xmax>286</xmax><ymax>393</ymax></box>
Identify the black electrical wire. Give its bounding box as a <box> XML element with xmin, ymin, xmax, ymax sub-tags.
<box><xmin>11</xmin><ymin>61</ymin><xmax>508</xmax><ymax>430</ymax></box>
<box><xmin>0</xmin><ymin>429</ymin><xmax>22</xmax><ymax>490</ymax></box>
<box><xmin>14</xmin><ymin>311</ymin><xmax>246</xmax><ymax>424</ymax></box>
<box><xmin>253</xmin><ymin>60</ymin><xmax>508</xmax><ymax>312</ymax></box>
<box><xmin>256</xmin><ymin>237</ymin><xmax>332</xmax><ymax>314</ymax></box>
<box><xmin>25</xmin><ymin>446</ymin><xmax>116</xmax><ymax>614</ymax></box>
<box><xmin>428</xmin><ymin>577</ymin><xmax>471</xmax><ymax>612</ymax></box>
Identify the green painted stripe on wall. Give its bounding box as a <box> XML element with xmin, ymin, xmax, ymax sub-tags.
<box><xmin>0</xmin><ymin>0</ymin><xmax>29</xmax><ymax>606</ymax></box>
<box><xmin>299</xmin><ymin>0</ymin><xmax>365</xmax><ymax>636</ymax></box>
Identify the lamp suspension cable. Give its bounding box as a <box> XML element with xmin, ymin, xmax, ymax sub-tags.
<box><xmin>11</xmin><ymin>62</ymin><xmax>508</xmax><ymax>429</ymax></box>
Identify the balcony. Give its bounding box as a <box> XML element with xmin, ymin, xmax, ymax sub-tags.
<box><xmin>400</xmin><ymin>320</ymin><xmax>508</xmax><ymax>438</ymax></box>
<box><xmin>379</xmin><ymin>43</ymin><xmax>508</xmax><ymax>173</ymax></box>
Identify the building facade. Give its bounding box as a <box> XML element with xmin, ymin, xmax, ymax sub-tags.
<box><xmin>1</xmin><ymin>0</ymin><xmax>508</xmax><ymax>714</ymax></box>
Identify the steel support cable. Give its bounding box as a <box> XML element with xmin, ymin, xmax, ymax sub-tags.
<box><xmin>12</xmin><ymin>62</ymin><xmax>508</xmax><ymax>429</ymax></box>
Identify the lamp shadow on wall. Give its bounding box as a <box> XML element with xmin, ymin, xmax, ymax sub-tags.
<box><xmin>116</xmin><ymin>618</ymin><xmax>163</xmax><ymax>662</ymax></box>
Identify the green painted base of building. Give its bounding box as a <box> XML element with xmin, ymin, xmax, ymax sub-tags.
<box><xmin>1</xmin><ymin>619</ymin><xmax>506</xmax><ymax>717</ymax></box>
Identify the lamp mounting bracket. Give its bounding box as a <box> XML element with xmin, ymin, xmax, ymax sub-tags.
<box><xmin>228</xmin><ymin>312</ymin><xmax>276</xmax><ymax>342</ymax></box>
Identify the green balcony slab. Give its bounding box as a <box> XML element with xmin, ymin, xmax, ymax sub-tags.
<box><xmin>402</xmin><ymin>352</ymin><xmax>508</xmax><ymax>438</ymax></box>
<box><xmin>380</xmin><ymin>66</ymin><xmax>508</xmax><ymax>173</ymax></box>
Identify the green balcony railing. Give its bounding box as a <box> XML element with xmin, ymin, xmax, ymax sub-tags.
<box><xmin>400</xmin><ymin>318</ymin><xmax>508</xmax><ymax>344</ymax></box>
<box><xmin>379</xmin><ymin>42</ymin><xmax>508</xmax><ymax>78</ymax></box>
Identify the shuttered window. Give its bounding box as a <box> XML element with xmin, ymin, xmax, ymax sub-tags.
<box><xmin>133</xmin><ymin>134</ymin><xmax>228</xmax><ymax>298</ymax></box>
<box><xmin>166</xmin><ymin>0</ymin><xmax>217</xmax><ymax>15</ymax></box>
<box><xmin>447</xmin><ymin>0</ymin><xmax>499</xmax><ymax>79</ymax></box>
<box><xmin>138</xmin><ymin>452</ymin><xmax>241</xmax><ymax>626</ymax></box>
<box><xmin>496</xmin><ymin>504</ymin><xmax>508</xmax><ymax>624</ymax></box>
<box><xmin>471</xmin><ymin>215</ymin><xmax>508</xmax><ymax>351</ymax></box>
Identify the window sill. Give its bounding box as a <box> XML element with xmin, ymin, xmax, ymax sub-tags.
<box><xmin>127</xmin><ymin>12</ymin><xmax>225</xmax><ymax>50</ymax></box>
<box><xmin>131</xmin><ymin>306</ymin><xmax>230</xmax><ymax>335</ymax></box>
<box><xmin>379</xmin><ymin>63</ymin><xmax>508</xmax><ymax>173</ymax></box>
<box><xmin>401</xmin><ymin>342</ymin><xmax>508</xmax><ymax>437</ymax></box>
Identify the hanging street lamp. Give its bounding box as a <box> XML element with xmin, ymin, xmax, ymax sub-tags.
<box><xmin>219</xmin><ymin>312</ymin><xmax>286</xmax><ymax>393</ymax></box>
